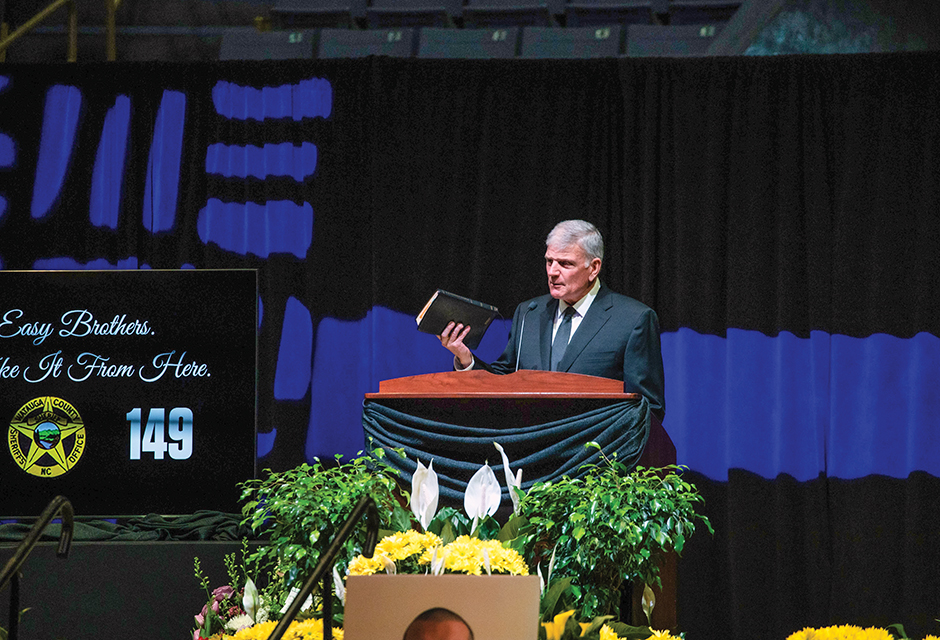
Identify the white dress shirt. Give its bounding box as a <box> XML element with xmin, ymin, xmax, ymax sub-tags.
<box><xmin>552</xmin><ymin>278</ymin><xmax>601</xmax><ymax>344</ymax></box>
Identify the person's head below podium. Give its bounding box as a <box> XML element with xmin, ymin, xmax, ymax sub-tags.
<box><xmin>545</xmin><ymin>219</ymin><xmax>603</xmax><ymax>306</ymax></box>
<box><xmin>402</xmin><ymin>607</ymin><xmax>474</xmax><ymax>640</ymax></box>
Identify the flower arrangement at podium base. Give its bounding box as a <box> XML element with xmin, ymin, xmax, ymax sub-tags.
<box><xmin>341</xmin><ymin>530</ymin><xmax>540</xmax><ymax>640</ymax></box>
<box><xmin>191</xmin><ymin>443</ymin><xmax>710</xmax><ymax>640</ymax></box>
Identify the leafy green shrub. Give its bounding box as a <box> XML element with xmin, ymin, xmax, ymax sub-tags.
<box><xmin>239</xmin><ymin>452</ymin><xmax>412</xmax><ymax>603</ymax></box>
<box><xmin>516</xmin><ymin>444</ymin><xmax>712</xmax><ymax>619</ymax></box>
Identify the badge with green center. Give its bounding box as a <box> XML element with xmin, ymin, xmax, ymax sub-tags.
<box><xmin>8</xmin><ymin>396</ymin><xmax>86</xmax><ymax>477</ymax></box>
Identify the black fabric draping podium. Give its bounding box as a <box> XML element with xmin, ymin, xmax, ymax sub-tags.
<box><xmin>361</xmin><ymin>370</ymin><xmax>671</xmax><ymax>501</ymax></box>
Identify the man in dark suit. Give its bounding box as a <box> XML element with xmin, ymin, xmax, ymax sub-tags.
<box><xmin>440</xmin><ymin>219</ymin><xmax>665</xmax><ymax>418</ymax></box>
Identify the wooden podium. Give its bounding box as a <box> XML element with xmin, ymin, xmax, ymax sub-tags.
<box><xmin>365</xmin><ymin>370</ymin><xmax>677</xmax><ymax>629</ymax></box>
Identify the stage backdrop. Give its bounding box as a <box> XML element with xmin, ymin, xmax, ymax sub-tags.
<box><xmin>0</xmin><ymin>52</ymin><xmax>938</xmax><ymax>639</ymax></box>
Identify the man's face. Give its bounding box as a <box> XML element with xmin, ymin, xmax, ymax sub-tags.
<box><xmin>403</xmin><ymin>619</ymin><xmax>472</xmax><ymax>640</ymax></box>
<box><xmin>545</xmin><ymin>242</ymin><xmax>601</xmax><ymax>304</ymax></box>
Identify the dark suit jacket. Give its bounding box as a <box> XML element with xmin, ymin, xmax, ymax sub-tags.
<box><xmin>472</xmin><ymin>284</ymin><xmax>666</xmax><ymax>417</ymax></box>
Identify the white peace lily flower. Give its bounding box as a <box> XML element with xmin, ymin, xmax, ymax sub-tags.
<box><xmin>533</xmin><ymin>546</ymin><xmax>556</xmax><ymax>598</ymax></box>
<box><xmin>332</xmin><ymin>565</ymin><xmax>346</xmax><ymax>606</ymax></box>
<box><xmin>381</xmin><ymin>555</ymin><xmax>397</xmax><ymax>575</ymax></box>
<box><xmin>280</xmin><ymin>586</ymin><xmax>314</xmax><ymax>614</ymax></box>
<box><xmin>537</xmin><ymin>547</ymin><xmax>558</xmax><ymax>596</ymax></box>
<box><xmin>429</xmin><ymin>546</ymin><xmax>446</xmax><ymax>576</ymax></box>
<box><xmin>242</xmin><ymin>577</ymin><xmax>261</xmax><ymax>622</ymax></box>
<box><xmin>464</xmin><ymin>462</ymin><xmax>501</xmax><ymax>524</ymax></box>
<box><xmin>411</xmin><ymin>459</ymin><xmax>440</xmax><ymax>530</ymax></box>
<box><xmin>482</xmin><ymin>547</ymin><xmax>492</xmax><ymax>576</ymax></box>
<box><xmin>547</xmin><ymin>546</ymin><xmax>557</xmax><ymax>585</ymax></box>
<box><xmin>493</xmin><ymin>441</ymin><xmax>523</xmax><ymax>515</ymax></box>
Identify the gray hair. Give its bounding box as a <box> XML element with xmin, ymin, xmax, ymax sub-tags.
<box><xmin>546</xmin><ymin>219</ymin><xmax>604</xmax><ymax>265</ymax></box>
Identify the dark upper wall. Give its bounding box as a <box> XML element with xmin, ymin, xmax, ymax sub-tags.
<box><xmin>1</xmin><ymin>1</ymin><xmax>938</xmax><ymax>63</ymax></box>
<box><xmin>746</xmin><ymin>0</ymin><xmax>937</xmax><ymax>55</ymax></box>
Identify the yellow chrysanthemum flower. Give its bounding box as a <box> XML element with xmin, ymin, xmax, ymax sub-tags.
<box><xmin>346</xmin><ymin>553</ymin><xmax>386</xmax><ymax>576</ymax></box>
<box><xmin>288</xmin><ymin>619</ymin><xmax>345</xmax><ymax>639</ymax></box>
<box><xmin>347</xmin><ymin>531</ymin><xmax>443</xmax><ymax>576</ymax></box>
<box><xmin>231</xmin><ymin>621</ymin><xmax>277</xmax><ymax>640</ymax></box>
<box><xmin>598</xmin><ymin>624</ymin><xmax>621</xmax><ymax>640</ymax></box>
<box><xmin>378</xmin><ymin>530</ymin><xmax>443</xmax><ymax>561</ymax></box>
<box><xmin>348</xmin><ymin>531</ymin><xmax>527</xmax><ymax>577</ymax></box>
<box><xmin>229</xmin><ymin>620</ymin><xmax>343</xmax><ymax>640</ymax></box>
<box><xmin>787</xmin><ymin>626</ymin><xmax>901</xmax><ymax>640</ymax></box>
<box><xmin>417</xmin><ymin>535</ymin><xmax>528</xmax><ymax>576</ymax></box>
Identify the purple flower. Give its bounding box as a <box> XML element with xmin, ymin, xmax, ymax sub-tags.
<box><xmin>195</xmin><ymin>602</ymin><xmax>208</xmax><ymax>626</ymax></box>
<box><xmin>213</xmin><ymin>585</ymin><xmax>236</xmax><ymax>600</ymax></box>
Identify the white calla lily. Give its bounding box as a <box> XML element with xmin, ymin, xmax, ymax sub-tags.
<box><xmin>381</xmin><ymin>555</ymin><xmax>397</xmax><ymax>575</ymax></box>
<box><xmin>493</xmin><ymin>441</ymin><xmax>523</xmax><ymax>515</ymax></box>
<box><xmin>411</xmin><ymin>459</ymin><xmax>439</xmax><ymax>530</ymax></box>
<box><xmin>242</xmin><ymin>577</ymin><xmax>261</xmax><ymax>622</ymax></box>
<box><xmin>464</xmin><ymin>462</ymin><xmax>501</xmax><ymax>526</ymax></box>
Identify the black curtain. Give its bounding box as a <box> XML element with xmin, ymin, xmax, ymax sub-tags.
<box><xmin>0</xmin><ymin>52</ymin><xmax>938</xmax><ymax>639</ymax></box>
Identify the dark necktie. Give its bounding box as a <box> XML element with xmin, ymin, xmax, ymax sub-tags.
<box><xmin>550</xmin><ymin>306</ymin><xmax>575</xmax><ymax>371</ymax></box>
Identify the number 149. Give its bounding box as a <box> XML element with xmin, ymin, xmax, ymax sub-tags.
<box><xmin>127</xmin><ymin>407</ymin><xmax>193</xmax><ymax>460</ymax></box>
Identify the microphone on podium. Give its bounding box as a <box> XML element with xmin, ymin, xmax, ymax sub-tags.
<box><xmin>514</xmin><ymin>301</ymin><xmax>538</xmax><ymax>372</ymax></box>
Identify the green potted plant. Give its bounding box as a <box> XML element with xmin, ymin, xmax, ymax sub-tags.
<box><xmin>515</xmin><ymin>443</ymin><xmax>713</xmax><ymax>620</ymax></box>
<box><xmin>238</xmin><ymin>450</ymin><xmax>412</xmax><ymax>608</ymax></box>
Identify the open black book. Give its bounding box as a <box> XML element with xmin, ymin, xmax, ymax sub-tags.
<box><xmin>416</xmin><ymin>289</ymin><xmax>499</xmax><ymax>350</ymax></box>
